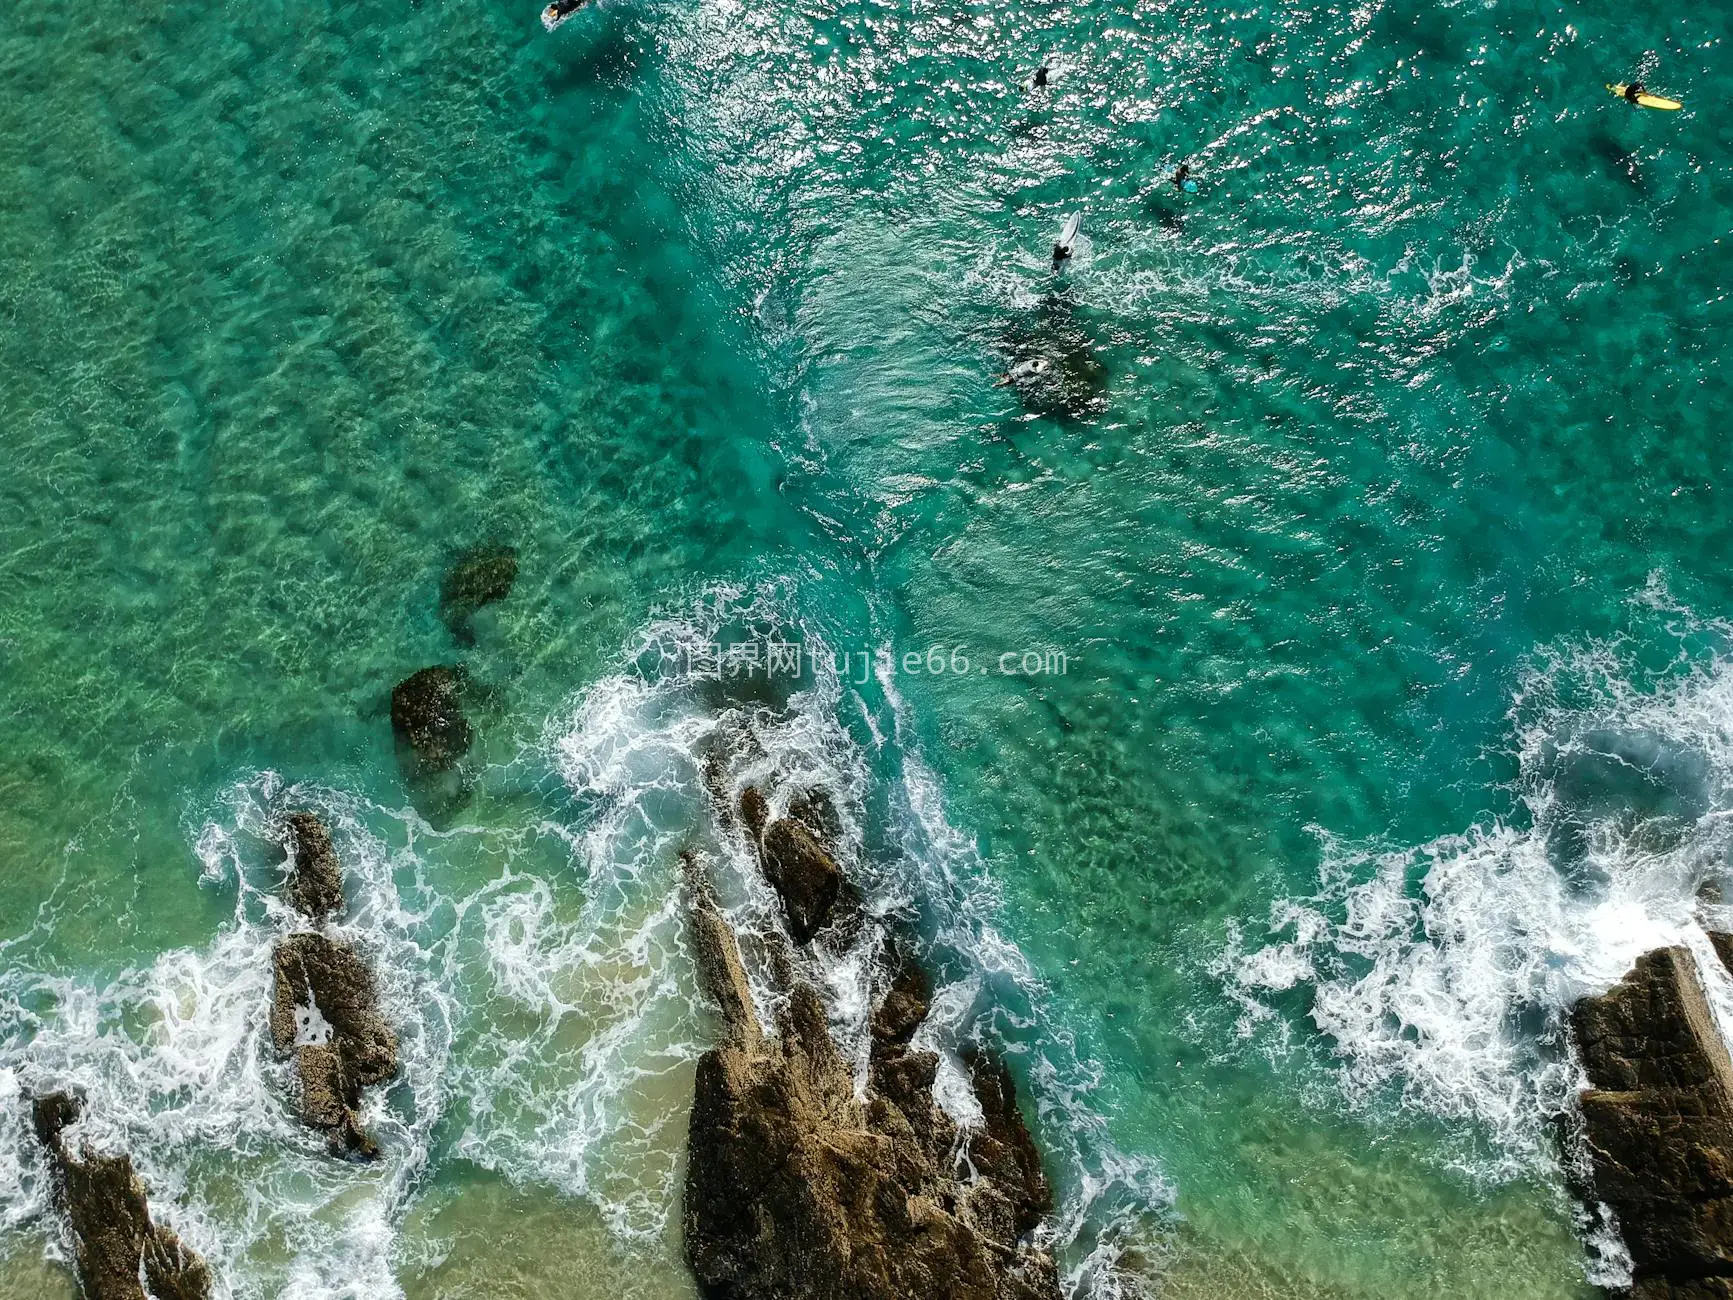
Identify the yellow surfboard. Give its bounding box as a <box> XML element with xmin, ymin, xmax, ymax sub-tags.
<box><xmin>1608</xmin><ymin>83</ymin><xmax>1683</xmax><ymax>111</ymax></box>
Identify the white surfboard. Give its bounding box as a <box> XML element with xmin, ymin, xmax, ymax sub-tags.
<box><xmin>1057</xmin><ymin>212</ymin><xmax>1082</xmax><ymax>249</ymax></box>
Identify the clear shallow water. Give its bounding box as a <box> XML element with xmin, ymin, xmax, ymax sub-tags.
<box><xmin>1</xmin><ymin>0</ymin><xmax>1730</xmax><ymax>1293</ymax></box>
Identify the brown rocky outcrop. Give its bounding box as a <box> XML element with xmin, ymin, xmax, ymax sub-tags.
<box><xmin>681</xmin><ymin>854</ymin><xmax>1060</xmax><ymax>1300</ymax></box>
<box><xmin>29</xmin><ymin>1092</ymin><xmax>212</xmax><ymax>1300</ymax></box>
<box><xmin>281</xmin><ymin>812</ymin><xmax>344</xmax><ymax>923</ymax></box>
<box><xmin>1571</xmin><ymin>945</ymin><xmax>1733</xmax><ymax>1297</ymax></box>
<box><xmin>737</xmin><ymin>786</ymin><xmax>858</xmax><ymax>945</ymax></box>
<box><xmin>439</xmin><ymin>547</ymin><xmax>517</xmax><ymax>646</ymax></box>
<box><xmin>270</xmin><ymin>933</ymin><xmax>399</xmax><ymax>1159</ymax></box>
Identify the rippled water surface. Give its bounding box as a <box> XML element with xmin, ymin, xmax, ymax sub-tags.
<box><xmin>2</xmin><ymin>0</ymin><xmax>1731</xmax><ymax>1293</ymax></box>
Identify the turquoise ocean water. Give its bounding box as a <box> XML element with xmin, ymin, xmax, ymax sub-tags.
<box><xmin>1</xmin><ymin>0</ymin><xmax>1731</xmax><ymax>1293</ymax></box>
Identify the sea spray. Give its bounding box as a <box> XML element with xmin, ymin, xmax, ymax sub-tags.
<box><xmin>0</xmin><ymin>776</ymin><xmax>456</xmax><ymax>1300</ymax></box>
<box><xmin>1225</xmin><ymin>622</ymin><xmax>1733</xmax><ymax>1189</ymax></box>
<box><xmin>541</xmin><ymin>585</ymin><xmax>1172</xmax><ymax>1295</ymax></box>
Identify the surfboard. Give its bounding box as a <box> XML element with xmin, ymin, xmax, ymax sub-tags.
<box><xmin>542</xmin><ymin>1</ymin><xmax>586</xmax><ymax>31</ymax></box>
<box><xmin>1607</xmin><ymin>83</ymin><xmax>1683</xmax><ymax>111</ymax></box>
<box><xmin>1058</xmin><ymin>213</ymin><xmax>1082</xmax><ymax>249</ymax></box>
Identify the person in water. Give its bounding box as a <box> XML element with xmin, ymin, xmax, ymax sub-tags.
<box><xmin>1033</xmin><ymin>63</ymin><xmax>1051</xmax><ymax>88</ymax></box>
<box><xmin>547</xmin><ymin>0</ymin><xmax>584</xmax><ymax>18</ymax></box>
<box><xmin>1172</xmin><ymin>163</ymin><xmax>1191</xmax><ymax>190</ymax></box>
<box><xmin>1623</xmin><ymin>81</ymin><xmax>1644</xmax><ymax>103</ymax></box>
<box><xmin>1051</xmin><ymin>240</ymin><xmax>1071</xmax><ymax>265</ymax></box>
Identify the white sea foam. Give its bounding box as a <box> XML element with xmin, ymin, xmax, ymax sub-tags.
<box><xmin>527</xmin><ymin>584</ymin><xmax>1171</xmax><ymax>1295</ymax></box>
<box><xmin>1225</xmin><ymin>626</ymin><xmax>1733</xmax><ymax>1186</ymax></box>
<box><xmin>0</xmin><ymin>777</ymin><xmax>455</xmax><ymax>1300</ymax></box>
<box><xmin>0</xmin><ymin>585</ymin><xmax>1168</xmax><ymax>1297</ymax></box>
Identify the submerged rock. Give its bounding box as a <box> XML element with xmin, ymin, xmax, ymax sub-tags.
<box><xmin>1570</xmin><ymin>946</ymin><xmax>1733</xmax><ymax>1295</ymax></box>
<box><xmin>390</xmin><ymin>666</ymin><xmax>474</xmax><ymax>775</ymax></box>
<box><xmin>29</xmin><ymin>1092</ymin><xmax>212</xmax><ymax>1300</ymax></box>
<box><xmin>439</xmin><ymin>546</ymin><xmax>517</xmax><ymax>645</ymax></box>
<box><xmin>271</xmin><ymin>933</ymin><xmax>399</xmax><ymax>1159</ymax></box>
<box><xmin>281</xmin><ymin>812</ymin><xmax>344</xmax><ymax>923</ymax></box>
<box><xmin>995</xmin><ymin>288</ymin><xmax>1108</xmax><ymax>423</ymax></box>
<box><xmin>681</xmin><ymin>855</ymin><xmax>1060</xmax><ymax>1300</ymax></box>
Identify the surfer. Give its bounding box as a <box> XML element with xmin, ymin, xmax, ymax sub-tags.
<box><xmin>1052</xmin><ymin>212</ymin><xmax>1080</xmax><ymax>266</ymax></box>
<box><xmin>542</xmin><ymin>0</ymin><xmax>585</xmax><ymax>29</ymax></box>
<box><xmin>996</xmin><ymin>357</ymin><xmax>1052</xmax><ymax>387</ymax></box>
<box><xmin>1033</xmin><ymin>63</ymin><xmax>1051</xmax><ymax>88</ymax></box>
<box><xmin>1623</xmin><ymin>81</ymin><xmax>1644</xmax><ymax>103</ymax></box>
<box><xmin>1172</xmin><ymin>163</ymin><xmax>1190</xmax><ymax>191</ymax></box>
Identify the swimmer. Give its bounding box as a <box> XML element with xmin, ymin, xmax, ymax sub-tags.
<box><xmin>1033</xmin><ymin>63</ymin><xmax>1051</xmax><ymax>88</ymax></box>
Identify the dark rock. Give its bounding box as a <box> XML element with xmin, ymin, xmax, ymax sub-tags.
<box><xmin>271</xmin><ymin>933</ymin><xmax>398</xmax><ymax>1159</ymax></box>
<box><xmin>142</xmin><ymin>1228</ymin><xmax>212</xmax><ymax>1300</ymax></box>
<box><xmin>871</xmin><ymin>959</ymin><xmax>931</xmax><ymax>1051</ymax></box>
<box><xmin>1571</xmin><ymin>947</ymin><xmax>1733</xmax><ymax>1289</ymax></box>
<box><xmin>732</xmin><ymin>783</ymin><xmax>856</xmax><ymax>945</ymax></box>
<box><xmin>281</xmin><ymin>812</ymin><xmax>344</xmax><ymax>923</ymax></box>
<box><xmin>390</xmin><ymin>666</ymin><xmax>473</xmax><ymax>776</ymax></box>
<box><xmin>29</xmin><ymin>1092</ymin><xmax>211</xmax><ymax>1300</ymax></box>
<box><xmin>787</xmin><ymin>788</ymin><xmax>844</xmax><ymax>846</ymax></box>
<box><xmin>738</xmin><ymin>786</ymin><xmax>768</xmax><ymax>838</ymax></box>
<box><xmin>682</xmin><ymin>859</ymin><xmax>1060</xmax><ymax>1300</ymax></box>
<box><xmin>996</xmin><ymin>288</ymin><xmax>1108</xmax><ymax>424</ymax></box>
<box><xmin>1710</xmin><ymin>932</ymin><xmax>1733</xmax><ymax>979</ymax></box>
<box><xmin>757</xmin><ymin>817</ymin><xmax>852</xmax><ymax>945</ymax></box>
<box><xmin>439</xmin><ymin>547</ymin><xmax>517</xmax><ymax>645</ymax></box>
<box><xmin>965</xmin><ymin>1050</ymin><xmax>1052</xmax><ymax>1241</ymax></box>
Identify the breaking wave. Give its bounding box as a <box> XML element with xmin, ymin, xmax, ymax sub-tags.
<box><xmin>0</xmin><ymin>582</ymin><xmax>1167</xmax><ymax>1298</ymax></box>
<box><xmin>1224</xmin><ymin>610</ymin><xmax>1733</xmax><ymax>1188</ymax></box>
<box><xmin>535</xmin><ymin>583</ymin><xmax>1173</xmax><ymax>1296</ymax></box>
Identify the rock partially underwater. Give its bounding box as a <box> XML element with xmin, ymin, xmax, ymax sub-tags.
<box><xmin>1570</xmin><ymin>944</ymin><xmax>1733</xmax><ymax>1297</ymax></box>
<box><xmin>281</xmin><ymin>811</ymin><xmax>344</xmax><ymax>923</ymax></box>
<box><xmin>29</xmin><ymin>1092</ymin><xmax>212</xmax><ymax>1300</ymax></box>
<box><xmin>438</xmin><ymin>546</ymin><xmax>517</xmax><ymax>646</ymax></box>
<box><xmin>390</xmin><ymin>664</ymin><xmax>476</xmax><ymax>816</ymax></box>
<box><xmin>270</xmin><ymin>932</ymin><xmax>399</xmax><ymax>1159</ymax></box>
<box><xmin>737</xmin><ymin>785</ymin><xmax>859</xmax><ymax>945</ymax></box>
<box><xmin>996</xmin><ymin>289</ymin><xmax>1108</xmax><ymax>423</ymax></box>
<box><xmin>682</xmin><ymin>760</ymin><xmax>1061</xmax><ymax>1300</ymax></box>
<box><xmin>390</xmin><ymin>665</ymin><xmax>474</xmax><ymax>774</ymax></box>
<box><xmin>267</xmin><ymin>829</ymin><xmax>397</xmax><ymax>1159</ymax></box>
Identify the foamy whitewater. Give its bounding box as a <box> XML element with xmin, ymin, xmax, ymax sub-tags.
<box><xmin>546</xmin><ymin>586</ymin><xmax>1172</xmax><ymax>1295</ymax></box>
<box><xmin>0</xmin><ymin>587</ymin><xmax>1168</xmax><ymax>1298</ymax></box>
<box><xmin>1226</xmin><ymin>613</ymin><xmax>1733</xmax><ymax>1206</ymax></box>
<box><xmin>0</xmin><ymin>777</ymin><xmax>456</xmax><ymax>1299</ymax></box>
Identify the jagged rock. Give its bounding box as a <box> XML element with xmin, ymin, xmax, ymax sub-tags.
<box><xmin>281</xmin><ymin>812</ymin><xmax>344</xmax><ymax>923</ymax></box>
<box><xmin>738</xmin><ymin>785</ymin><xmax>768</xmax><ymax>839</ymax></box>
<box><xmin>786</xmin><ymin>788</ymin><xmax>844</xmax><ymax>847</ymax></box>
<box><xmin>142</xmin><ymin>1228</ymin><xmax>212</xmax><ymax>1300</ymax></box>
<box><xmin>682</xmin><ymin>858</ymin><xmax>1060</xmax><ymax>1300</ymax></box>
<box><xmin>1571</xmin><ymin>947</ymin><xmax>1733</xmax><ymax>1292</ymax></box>
<box><xmin>736</xmin><ymin>786</ymin><xmax>856</xmax><ymax>945</ymax></box>
<box><xmin>871</xmin><ymin>958</ymin><xmax>931</xmax><ymax>1050</ymax></box>
<box><xmin>271</xmin><ymin>933</ymin><xmax>398</xmax><ymax>1159</ymax></box>
<box><xmin>964</xmin><ymin>1050</ymin><xmax>1053</xmax><ymax>1242</ymax></box>
<box><xmin>29</xmin><ymin>1093</ymin><xmax>211</xmax><ymax>1300</ymax></box>
<box><xmin>390</xmin><ymin>666</ymin><xmax>473</xmax><ymax>775</ymax></box>
<box><xmin>439</xmin><ymin>547</ymin><xmax>517</xmax><ymax>645</ymax></box>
